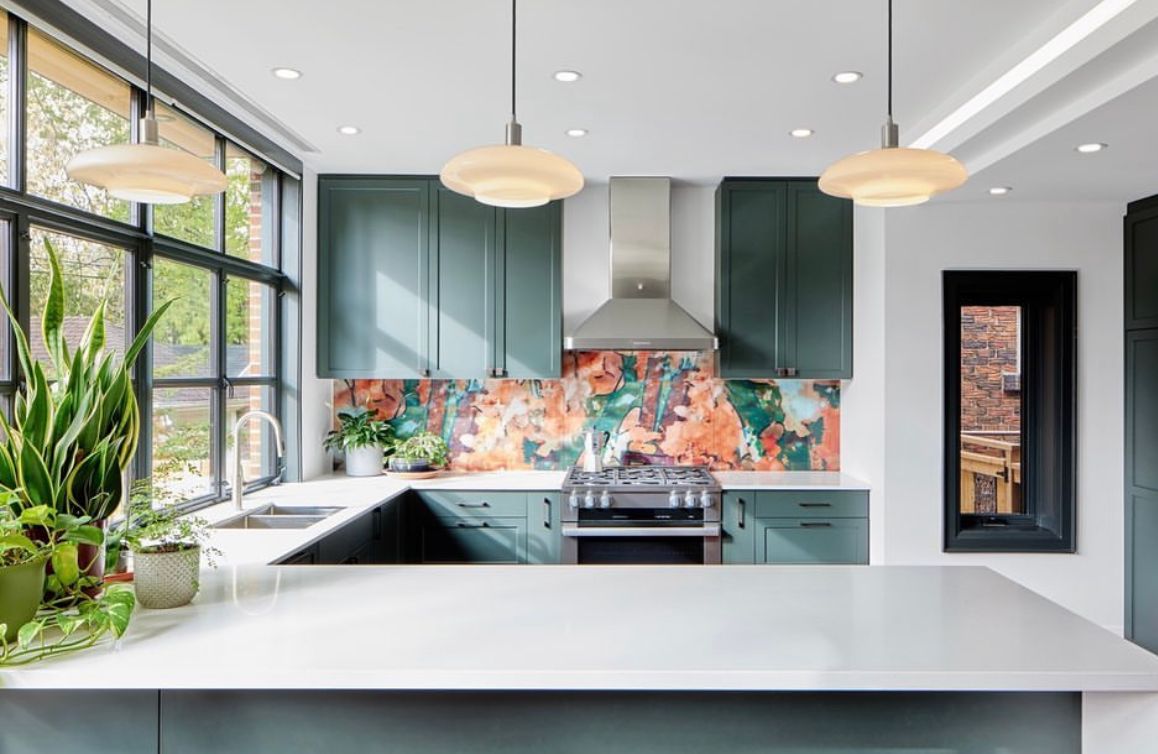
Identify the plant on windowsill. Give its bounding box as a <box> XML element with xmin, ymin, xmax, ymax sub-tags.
<box><xmin>0</xmin><ymin>239</ymin><xmax>173</xmax><ymax>598</ymax></box>
<box><xmin>0</xmin><ymin>500</ymin><xmax>135</xmax><ymax>665</ymax></box>
<box><xmin>388</xmin><ymin>431</ymin><xmax>450</xmax><ymax>474</ymax></box>
<box><xmin>115</xmin><ymin>482</ymin><xmax>220</xmax><ymax>610</ymax></box>
<box><xmin>324</xmin><ymin>406</ymin><xmax>396</xmax><ymax>477</ymax></box>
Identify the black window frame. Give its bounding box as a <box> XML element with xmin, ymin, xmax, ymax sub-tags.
<box><xmin>943</xmin><ymin>270</ymin><xmax>1077</xmax><ymax>553</ymax></box>
<box><xmin>0</xmin><ymin>10</ymin><xmax>298</xmax><ymax>513</ymax></box>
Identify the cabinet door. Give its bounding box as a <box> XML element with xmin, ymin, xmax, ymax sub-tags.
<box><xmin>759</xmin><ymin>518</ymin><xmax>867</xmax><ymax>564</ymax></box>
<box><xmin>526</xmin><ymin>493</ymin><xmax>561</xmax><ymax>564</ymax></box>
<box><xmin>1126</xmin><ymin>206</ymin><xmax>1158</xmax><ymax>330</ymax></box>
<box><xmin>431</xmin><ymin>187</ymin><xmax>496</xmax><ymax>379</ymax></box>
<box><xmin>716</xmin><ymin>181</ymin><xmax>785</xmax><ymax>378</ymax></box>
<box><xmin>373</xmin><ymin>499</ymin><xmax>402</xmax><ymax>564</ymax></box>
<box><xmin>784</xmin><ymin>182</ymin><xmax>853</xmax><ymax>378</ymax></box>
<box><xmin>497</xmin><ymin>203</ymin><xmax>563</xmax><ymax>378</ymax></box>
<box><xmin>1126</xmin><ymin>329</ymin><xmax>1158</xmax><ymax>651</ymax></box>
<box><xmin>419</xmin><ymin>517</ymin><xmax>526</xmax><ymax>564</ymax></box>
<box><xmin>722</xmin><ymin>492</ymin><xmax>756</xmax><ymax>564</ymax></box>
<box><xmin>317</xmin><ymin>510</ymin><xmax>376</xmax><ymax>564</ymax></box>
<box><xmin>317</xmin><ymin>177</ymin><xmax>430</xmax><ymax>378</ymax></box>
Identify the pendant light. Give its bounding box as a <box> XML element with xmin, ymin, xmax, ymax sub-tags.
<box><xmin>440</xmin><ymin>0</ymin><xmax>584</xmax><ymax>208</ymax></box>
<box><xmin>66</xmin><ymin>0</ymin><xmax>227</xmax><ymax>205</ymax></box>
<box><xmin>819</xmin><ymin>0</ymin><xmax>967</xmax><ymax>207</ymax></box>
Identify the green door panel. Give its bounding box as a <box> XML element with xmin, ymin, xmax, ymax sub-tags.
<box><xmin>317</xmin><ymin>509</ymin><xmax>376</xmax><ymax>564</ymax></box>
<box><xmin>1127</xmin><ymin>330</ymin><xmax>1158</xmax><ymax>494</ymax></box>
<box><xmin>498</xmin><ymin>203</ymin><xmax>563</xmax><ymax>378</ymax></box>
<box><xmin>419</xmin><ymin>517</ymin><xmax>526</xmax><ymax>564</ymax></box>
<box><xmin>754</xmin><ymin>490</ymin><xmax>868</xmax><ymax>519</ymax></box>
<box><xmin>526</xmin><ymin>493</ymin><xmax>562</xmax><ymax>564</ymax></box>
<box><xmin>431</xmin><ymin>188</ymin><xmax>495</xmax><ymax>379</ymax></box>
<box><xmin>1128</xmin><ymin>492</ymin><xmax>1158</xmax><ymax>652</ymax></box>
<box><xmin>760</xmin><ymin>518</ymin><xmax>868</xmax><ymax>564</ymax></box>
<box><xmin>317</xmin><ymin>177</ymin><xmax>430</xmax><ymax>378</ymax></box>
<box><xmin>716</xmin><ymin>181</ymin><xmax>785</xmax><ymax>377</ymax></box>
<box><xmin>784</xmin><ymin>183</ymin><xmax>853</xmax><ymax>378</ymax></box>
<box><xmin>722</xmin><ymin>492</ymin><xmax>756</xmax><ymax>564</ymax></box>
<box><xmin>1126</xmin><ymin>207</ymin><xmax>1158</xmax><ymax>330</ymax></box>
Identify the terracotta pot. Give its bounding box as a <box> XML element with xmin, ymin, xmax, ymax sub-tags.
<box><xmin>0</xmin><ymin>558</ymin><xmax>47</xmax><ymax>641</ymax></box>
<box><xmin>133</xmin><ymin>546</ymin><xmax>201</xmax><ymax>609</ymax></box>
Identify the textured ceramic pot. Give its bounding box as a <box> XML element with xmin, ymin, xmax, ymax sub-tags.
<box><xmin>0</xmin><ymin>558</ymin><xmax>47</xmax><ymax>641</ymax></box>
<box><xmin>134</xmin><ymin>546</ymin><xmax>201</xmax><ymax>609</ymax></box>
<box><xmin>345</xmin><ymin>445</ymin><xmax>384</xmax><ymax>477</ymax></box>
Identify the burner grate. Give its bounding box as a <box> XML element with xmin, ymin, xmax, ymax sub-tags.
<box><xmin>563</xmin><ymin>465</ymin><xmax>716</xmax><ymax>490</ymax></box>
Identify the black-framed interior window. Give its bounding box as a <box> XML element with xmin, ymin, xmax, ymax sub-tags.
<box><xmin>943</xmin><ymin>270</ymin><xmax>1077</xmax><ymax>552</ymax></box>
<box><xmin>0</xmin><ymin>9</ymin><xmax>296</xmax><ymax>510</ymax></box>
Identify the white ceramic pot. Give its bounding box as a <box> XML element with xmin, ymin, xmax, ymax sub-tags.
<box><xmin>345</xmin><ymin>445</ymin><xmax>384</xmax><ymax>477</ymax></box>
<box><xmin>134</xmin><ymin>546</ymin><xmax>201</xmax><ymax>609</ymax></box>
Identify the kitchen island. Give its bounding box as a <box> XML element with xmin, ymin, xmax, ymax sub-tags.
<box><xmin>3</xmin><ymin>563</ymin><xmax>1158</xmax><ymax>753</ymax></box>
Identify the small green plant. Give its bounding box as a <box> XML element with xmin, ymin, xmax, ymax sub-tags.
<box><xmin>324</xmin><ymin>406</ymin><xmax>395</xmax><ymax>452</ymax></box>
<box><xmin>107</xmin><ymin>482</ymin><xmax>220</xmax><ymax>570</ymax></box>
<box><xmin>393</xmin><ymin>432</ymin><xmax>451</xmax><ymax>468</ymax></box>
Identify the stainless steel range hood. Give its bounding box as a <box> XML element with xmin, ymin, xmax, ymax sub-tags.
<box><xmin>564</xmin><ymin>177</ymin><xmax>718</xmax><ymax>351</ymax></box>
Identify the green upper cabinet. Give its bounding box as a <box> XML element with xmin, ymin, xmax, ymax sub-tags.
<box><xmin>715</xmin><ymin>178</ymin><xmax>853</xmax><ymax>379</ymax></box>
<box><xmin>317</xmin><ymin>177</ymin><xmax>429</xmax><ymax>377</ymax></box>
<box><xmin>317</xmin><ymin>176</ymin><xmax>562</xmax><ymax>379</ymax></box>
<box><xmin>1126</xmin><ymin>202</ymin><xmax>1158</xmax><ymax>331</ymax></box>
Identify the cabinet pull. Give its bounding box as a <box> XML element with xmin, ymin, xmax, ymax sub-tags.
<box><xmin>456</xmin><ymin>501</ymin><xmax>490</xmax><ymax>508</ymax></box>
<box><xmin>798</xmin><ymin>502</ymin><xmax>832</xmax><ymax>508</ymax></box>
<box><xmin>372</xmin><ymin>507</ymin><xmax>382</xmax><ymax>540</ymax></box>
<box><xmin>800</xmin><ymin>521</ymin><xmax>833</xmax><ymax>528</ymax></box>
<box><xmin>542</xmin><ymin>497</ymin><xmax>551</xmax><ymax>529</ymax></box>
<box><xmin>738</xmin><ymin>497</ymin><xmax>746</xmax><ymax>529</ymax></box>
<box><xmin>457</xmin><ymin>521</ymin><xmax>489</xmax><ymax>528</ymax></box>
<box><xmin>776</xmin><ymin>367</ymin><xmax>788</xmax><ymax>377</ymax></box>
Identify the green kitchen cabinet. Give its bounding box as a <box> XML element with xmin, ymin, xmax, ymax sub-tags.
<box><xmin>759</xmin><ymin>518</ymin><xmax>868</xmax><ymax>565</ymax></box>
<box><xmin>406</xmin><ymin>490</ymin><xmax>560</xmax><ymax>564</ymax></box>
<box><xmin>715</xmin><ymin>178</ymin><xmax>853</xmax><ymax>379</ymax></box>
<box><xmin>317</xmin><ymin>176</ymin><xmax>562</xmax><ymax>379</ymax></box>
<box><xmin>1126</xmin><ymin>326</ymin><xmax>1158</xmax><ymax>653</ymax></box>
<box><xmin>317</xmin><ymin>176</ymin><xmax>430</xmax><ymax>378</ymax></box>
<box><xmin>418</xmin><ymin>516</ymin><xmax>527</xmax><ymax>564</ymax></box>
<box><xmin>1125</xmin><ymin>200</ymin><xmax>1158</xmax><ymax>330</ymax></box>
<box><xmin>722</xmin><ymin>492</ymin><xmax>756</xmax><ymax>564</ymax></box>
<box><xmin>526</xmin><ymin>493</ymin><xmax>562</xmax><ymax>564</ymax></box>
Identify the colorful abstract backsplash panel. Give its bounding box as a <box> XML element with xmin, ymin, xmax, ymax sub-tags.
<box><xmin>333</xmin><ymin>351</ymin><xmax>840</xmax><ymax>471</ymax></box>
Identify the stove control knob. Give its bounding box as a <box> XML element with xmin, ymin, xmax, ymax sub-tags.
<box><xmin>700</xmin><ymin>491</ymin><xmax>713</xmax><ymax>509</ymax></box>
<box><xmin>684</xmin><ymin>490</ymin><xmax>697</xmax><ymax>509</ymax></box>
<box><xmin>599</xmin><ymin>490</ymin><xmax>612</xmax><ymax>509</ymax></box>
<box><xmin>584</xmin><ymin>491</ymin><xmax>596</xmax><ymax>509</ymax></box>
<box><xmin>568</xmin><ymin>492</ymin><xmax>580</xmax><ymax>509</ymax></box>
<box><xmin>668</xmin><ymin>491</ymin><xmax>681</xmax><ymax>509</ymax></box>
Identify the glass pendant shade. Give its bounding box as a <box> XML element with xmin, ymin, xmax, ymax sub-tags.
<box><xmin>66</xmin><ymin>142</ymin><xmax>229</xmax><ymax>204</ymax></box>
<box><xmin>818</xmin><ymin>145</ymin><xmax>968</xmax><ymax>207</ymax></box>
<box><xmin>440</xmin><ymin>143</ymin><xmax>584</xmax><ymax>208</ymax></box>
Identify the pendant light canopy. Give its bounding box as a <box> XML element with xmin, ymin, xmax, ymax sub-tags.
<box><xmin>66</xmin><ymin>0</ymin><xmax>227</xmax><ymax>205</ymax></box>
<box><xmin>819</xmin><ymin>0</ymin><xmax>967</xmax><ymax>207</ymax></box>
<box><xmin>440</xmin><ymin>0</ymin><xmax>583</xmax><ymax>208</ymax></box>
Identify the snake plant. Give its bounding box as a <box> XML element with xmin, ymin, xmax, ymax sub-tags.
<box><xmin>0</xmin><ymin>240</ymin><xmax>172</xmax><ymax>521</ymax></box>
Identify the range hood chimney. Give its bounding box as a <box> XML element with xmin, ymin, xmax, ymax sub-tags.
<box><xmin>564</xmin><ymin>177</ymin><xmax>717</xmax><ymax>351</ymax></box>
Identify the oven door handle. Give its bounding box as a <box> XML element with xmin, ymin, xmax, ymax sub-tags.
<box><xmin>561</xmin><ymin>523</ymin><xmax>721</xmax><ymax>538</ymax></box>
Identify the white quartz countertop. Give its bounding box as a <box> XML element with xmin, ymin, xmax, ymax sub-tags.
<box><xmin>4</xmin><ymin>565</ymin><xmax>1157</xmax><ymax>692</ymax></box>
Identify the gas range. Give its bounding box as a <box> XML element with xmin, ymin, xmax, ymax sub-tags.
<box><xmin>560</xmin><ymin>466</ymin><xmax>722</xmax><ymax>565</ymax></box>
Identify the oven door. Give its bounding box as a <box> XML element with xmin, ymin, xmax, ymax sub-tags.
<box><xmin>561</xmin><ymin>523</ymin><xmax>722</xmax><ymax>565</ymax></box>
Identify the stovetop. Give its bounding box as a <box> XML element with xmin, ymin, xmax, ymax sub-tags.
<box><xmin>563</xmin><ymin>466</ymin><xmax>719</xmax><ymax>491</ymax></box>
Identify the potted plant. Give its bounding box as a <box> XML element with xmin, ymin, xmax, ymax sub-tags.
<box><xmin>388</xmin><ymin>431</ymin><xmax>451</xmax><ymax>473</ymax></box>
<box><xmin>0</xmin><ymin>240</ymin><xmax>172</xmax><ymax>594</ymax></box>
<box><xmin>0</xmin><ymin>500</ymin><xmax>104</xmax><ymax>641</ymax></box>
<box><xmin>116</xmin><ymin>484</ymin><xmax>219</xmax><ymax>610</ymax></box>
<box><xmin>324</xmin><ymin>406</ymin><xmax>395</xmax><ymax>477</ymax></box>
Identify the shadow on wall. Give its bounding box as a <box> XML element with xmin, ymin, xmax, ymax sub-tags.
<box><xmin>332</xmin><ymin>351</ymin><xmax>840</xmax><ymax>471</ymax></box>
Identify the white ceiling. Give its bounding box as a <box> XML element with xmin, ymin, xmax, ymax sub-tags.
<box><xmin>53</xmin><ymin>0</ymin><xmax>1158</xmax><ymax>201</ymax></box>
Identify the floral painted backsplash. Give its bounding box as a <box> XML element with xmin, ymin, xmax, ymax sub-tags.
<box><xmin>333</xmin><ymin>351</ymin><xmax>840</xmax><ymax>471</ymax></box>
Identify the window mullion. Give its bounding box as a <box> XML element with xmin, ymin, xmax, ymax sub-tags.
<box><xmin>8</xmin><ymin>16</ymin><xmax>26</xmax><ymax>194</ymax></box>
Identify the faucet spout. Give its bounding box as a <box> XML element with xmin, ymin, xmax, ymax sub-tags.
<box><xmin>231</xmin><ymin>410</ymin><xmax>286</xmax><ymax>511</ymax></box>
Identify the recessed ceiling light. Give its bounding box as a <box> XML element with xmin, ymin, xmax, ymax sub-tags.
<box><xmin>989</xmin><ymin>186</ymin><xmax>1012</xmax><ymax>196</ymax></box>
<box><xmin>337</xmin><ymin>125</ymin><xmax>361</xmax><ymax>136</ymax></box>
<box><xmin>553</xmin><ymin>70</ymin><xmax>582</xmax><ymax>83</ymax></box>
<box><xmin>790</xmin><ymin>128</ymin><xmax>814</xmax><ymax>138</ymax></box>
<box><xmin>565</xmin><ymin>128</ymin><xmax>588</xmax><ymax>137</ymax></box>
<box><xmin>271</xmin><ymin>67</ymin><xmax>301</xmax><ymax>80</ymax></box>
<box><xmin>832</xmin><ymin>71</ymin><xmax>862</xmax><ymax>84</ymax></box>
<box><xmin>1075</xmin><ymin>142</ymin><xmax>1107</xmax><ymax>154</ymax></box>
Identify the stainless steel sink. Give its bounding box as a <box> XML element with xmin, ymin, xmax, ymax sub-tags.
<box><xmin>213</xmin><ymin>503</ymin><xmax>342</xmax><ymax>530</ymax></box>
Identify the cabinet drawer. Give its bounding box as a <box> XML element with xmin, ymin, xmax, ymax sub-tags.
<box><xmin>754</xmin><ymin>490</ymin><xmax>867</xmax><ymax>518</ymax></box>
<box><xmin>419</xmin><ymin>517</ymin><xmax>526</xmax><ymax>564</ymax></box>
<box><xmin>416</xmin><ymin>491</ymin><xmax>528</xmax><ymax>519</ymax></box>
<box><xmin>760</xmin><ymin>518</ymin><xmax>867</xmax><ymax>564</ymax></box>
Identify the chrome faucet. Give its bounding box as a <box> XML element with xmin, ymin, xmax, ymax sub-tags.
<box><xmin>230</xmin><ymin>410</ymin><xmax>286</xmax><ymax>511</ymax></box>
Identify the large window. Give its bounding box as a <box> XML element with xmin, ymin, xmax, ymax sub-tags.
<box><xmin>0</xmin><ymin>14</ymin><xmax>294</xmax><ymax>510</ymax></box>
<box><xmin>943</xmin><ymin>271</ymin><xmax>1077</xmax><ymax>552</ymax></box>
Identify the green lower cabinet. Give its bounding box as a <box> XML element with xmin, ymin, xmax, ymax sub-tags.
<box><xmin>419</xmin><ymin>516</ymin><xmax>527</xmax><ymax>564</ymax></box>
<box><xmin>759</xmin><ymin>518</ymin><xmax>868</xmax><ymax>565</ymax></box>
<box><xmin>722</xmin><ymin>492</ymin><xmax>756</xmax><ymax>564</ymax></box>
<box><xmin>527</xmin><ymin>493</ymin><xmax>561</xmax><ymax>564</ymax></box>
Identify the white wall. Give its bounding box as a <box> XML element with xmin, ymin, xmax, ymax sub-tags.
<box><xmin>300</xmin><ymin>167</ymin><xmax>333</xmax><ymax>479</ymax></box>
<box><xmin>882</xmin><ymin>200</ymin><xmax>1124</xmax><ymax>631</ymax></box>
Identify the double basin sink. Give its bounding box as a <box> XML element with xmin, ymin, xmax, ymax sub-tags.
<box><xmin>214</xmin><ymin>504</ymin><xmax>342</xmax><ymax>530</ymax></box>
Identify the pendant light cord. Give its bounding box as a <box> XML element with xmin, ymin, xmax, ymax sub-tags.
<box><xmin>145</xmin><ymin>0</ymin><xmax>153</xmax><ymax>116</ymax></box>
<box><xmin>510</xmin><ymin>0</ymin><xmax>517</xmax><ymax>122</ymax></box>
<box><xmin>886</xmin><ymin>0</ymin><xmax>892</xmax><ymax>120</ymax></box>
